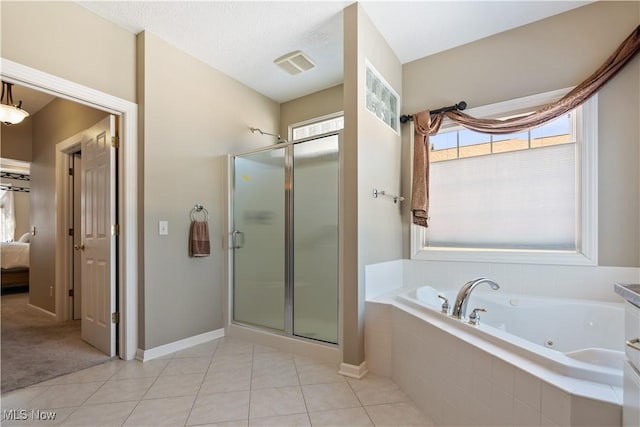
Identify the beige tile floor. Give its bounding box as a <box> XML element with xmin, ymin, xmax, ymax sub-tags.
<box><xmin>0</xmin><ymin>337</ymin><xmax>434</xmax><ymax>427</ymax></box>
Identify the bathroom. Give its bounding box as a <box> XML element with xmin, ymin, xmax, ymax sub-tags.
<box><xmin>231</xmin><ymin>2</ymin><xmax>639</xmax><ymax>424</ymax></box>
<box><xmin>1</xmin><ymin>1</ymin><xmax>639</xmax><ymax>426</ymax></box>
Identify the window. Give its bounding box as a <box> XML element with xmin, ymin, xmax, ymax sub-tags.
<box><xmin>412</xmin><ymin>89</ymin><xmax>598</xmax><ymax>265</ymax></box>
<box><xmin>290</xmin><ymin>113</ymin><xmax>344</xmax><ymax>141</ymax></box>
<box><xmin>0</xmin><ymin>189</ymin><xmax>15</xmax><ymax>242</ymax></box>
<box><xmin>430</xmin><ymin>113</ymin><xmax>573</xmax><ymax>162</ymax></box>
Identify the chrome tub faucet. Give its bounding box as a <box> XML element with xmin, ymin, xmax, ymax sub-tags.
<box><xmin>452</xmin><ymin>278</ymin><xmax>500</xmax><ymax>319</ymax></box>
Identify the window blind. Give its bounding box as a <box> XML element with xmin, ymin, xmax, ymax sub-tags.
<box><xmin>425</xmin><ymin>143</ymin><xmax>576</xmax><ymax>250</ymax></box>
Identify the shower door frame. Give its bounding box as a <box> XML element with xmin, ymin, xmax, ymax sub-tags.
<box><xmin>227</xmin><ymin>131</ymin><xmax>342</xmax><ymax>345</ymax></box>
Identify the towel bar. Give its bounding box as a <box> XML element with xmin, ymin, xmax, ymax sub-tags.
<box><xmin>372</xmin><ymin>188</ymin><xmax>405</xmax><ymax>204</ymax></box>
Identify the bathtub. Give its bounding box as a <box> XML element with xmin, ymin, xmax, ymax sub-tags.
<box><xmin>396</xmin><ymin>285</ymin><xmax>624</xmax><ymax>387</ymax></box>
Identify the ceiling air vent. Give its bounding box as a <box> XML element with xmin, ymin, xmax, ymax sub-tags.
<box><xmin>274</xmin><ymin>50</ymin><xmax>316</xmax><ymax>75</ymax></box>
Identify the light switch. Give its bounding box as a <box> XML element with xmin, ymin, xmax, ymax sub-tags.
<box><xmin>159</xmin><ymin>221</ymin><xmax>169</xmax><ymax>235</ymax></box>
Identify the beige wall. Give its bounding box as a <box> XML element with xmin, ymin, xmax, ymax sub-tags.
<box><xmin>1</xmin><ymin>1</ymin><xmax>136</xmax><ymax>103</ymax></box>
<box><xmin>30</xmin><ymin>98</ymin><xmax>107</xmax><ymax>312</ymax></box>
<box><xmin>138</xmin><ymin>32</ymin><xmax>280</xmax><ymax>349</ymax></box>
<box><xmin>279</xmin><ymin>84</ymin><xmax>343</xmax><ymax>138</ymax></box>
<box><xmin>1</xmin><ymin>118</ymin><xmax>33</xmax><ymax>162</ymax></box>
<box><xmin>342</xmin><ymin>3</ymin><xmax>403</xmax><ymax>366</ymax></box>
<box><xmin>402</xmin><ymin>0</ymin><xmax>640</xmax><ymax>267</ymax></box>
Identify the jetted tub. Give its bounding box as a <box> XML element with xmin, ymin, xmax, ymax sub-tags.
<box><xmin>396</xmin><ymin>285</ymin><xmax>625</xmax><ymax>387</ymax></box>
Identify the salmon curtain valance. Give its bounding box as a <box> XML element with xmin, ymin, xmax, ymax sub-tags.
<box><xmin>411</xmin><ymin>24</ymin><xmax>640</xmax><ymax>227</ymax></box>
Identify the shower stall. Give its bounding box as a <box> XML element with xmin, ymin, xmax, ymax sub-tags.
<box><xmin>230</xmin><ymin>132</ymin><xmax>340</xmax><ymax>344</ymax></box>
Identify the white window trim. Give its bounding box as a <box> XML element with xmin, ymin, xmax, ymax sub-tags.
<box><xmin>288</xmin><ymin>111</ymin><xmax>344</xmax><ymax>142</ymax></box>
<box><xmin>410</xmin><ymin>89</ymin><xmax>598</xmax><ymax>266</ymax></box>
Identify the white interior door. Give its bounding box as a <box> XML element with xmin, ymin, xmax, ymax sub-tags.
<box><xmin>73</xmin><ymin>152</ymin><xmax>82</xmax><ymax>320</ymax></box>
<box><xmin>80</xmin><ymin>116</ymin><xmax>116</xmax><ymax>356</ymax></box>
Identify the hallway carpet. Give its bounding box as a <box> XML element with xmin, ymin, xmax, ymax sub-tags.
<box><xmin>1</xmin><ymin>293</ymin><xmax>111</xmax><ymax>393</ymax></box>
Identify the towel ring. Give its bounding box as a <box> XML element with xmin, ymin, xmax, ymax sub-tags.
<box><xmin>190</xmin><ymin>204</ymin><xmax>209</xmax><ymax>222</ymax></box>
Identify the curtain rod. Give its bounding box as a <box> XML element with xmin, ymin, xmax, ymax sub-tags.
<box><xmin>400</xmin><ymin>101</ymin><xmax>467</xmax><ymax>124</ymax></box>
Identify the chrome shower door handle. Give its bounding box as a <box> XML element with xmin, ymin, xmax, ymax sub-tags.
<box><xmin>232</xmin><ymin>230</ymin><xmax>245</xmax><ymax>249</ymax></box>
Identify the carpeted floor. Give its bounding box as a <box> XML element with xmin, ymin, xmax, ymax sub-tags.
<box><xmin>1</xmin><ymin>292</ymin><xmax>112</xmax><ymax>393</ymax></box>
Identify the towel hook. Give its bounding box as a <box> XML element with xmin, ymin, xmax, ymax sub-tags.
<box><xmin>190</xmin><ymin>203</ymin><xmax>209</xmax><ymax>222</ymax></box>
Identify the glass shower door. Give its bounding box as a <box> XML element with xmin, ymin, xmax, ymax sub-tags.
<box><xmin>293</xmin><ymin>134</ymin><xmax>339</xmax><ymax>343</ymax></box>
<box><xmin>233</xmin><ymin>148</ymin><xmax>286</xmax><ymax>332</ymax></box>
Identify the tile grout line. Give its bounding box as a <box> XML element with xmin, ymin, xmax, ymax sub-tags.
<box><xmin>344</xmin><ymin>376</ymin><xmax>377</xmax><ymax>426</ymax></box>
<box><xmin>3</xmin><ymin>361</ymin><xmax>126</xmax><ymax>425</ymax></box>
<box><xmin>4</xmin><ymin>383</ymin><xmax>52</xmax><ymax>410</ymax></box>
<box><xmin>247</xmin><ymin>342</ymin><xmax>255</xmax><ymax>423</ymax></box>
<box><xmin>61</xmin><ymin>359</ymin><xmax>129</xmax><ymax>424</ymax></box>
<box><xmin>120</xmin><ymin>348</ymin><xmax>179</xmax><ymax>426</ymax></box>
<box><xmin>182</xmin><ymin>339</ymin><xmax>221</xmax><ymax>426</ymax></box>
<box><xmin>292</xmin><ymin>355</ymin><xmax>312</xmax><ymax>426</ymax></box>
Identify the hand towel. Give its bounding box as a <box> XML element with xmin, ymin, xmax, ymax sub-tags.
<box><xmin>189</xmin><ymin>220</ymin><xmax>210</xmax><ymax>257</ymax></box>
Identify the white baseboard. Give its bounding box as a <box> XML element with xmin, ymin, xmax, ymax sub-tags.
<box><xmin>338</xmin><ymin>361</ymin><xmax>369</xmax><ymax>379</ymax></box>
<box><xmin>27</xmin><ymin>303</ymin><xmax>56</xmax><ymax>318</ymax></box>
<box><xmin>135</xmin><ymin>328</ymin><xmax>225</xmax><ymax>362</ymax></box>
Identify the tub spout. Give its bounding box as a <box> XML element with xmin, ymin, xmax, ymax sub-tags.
<box><xmin>452</xmin><ymin>278</ymin><xmax>500</xmax><ymax>320</ymax></box>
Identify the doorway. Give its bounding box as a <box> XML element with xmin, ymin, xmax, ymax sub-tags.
<box><xmin>1</xmin><ymin>111</ymin><xmax>119</xmax><ymax>392</ymax></box>
<box><xmin>57</xmin><ymin>115</ymin><xmax>117</xmax><ymax>356</ymax></box>
<box><xmin>231</xmin><ymin>132</ymin><xmax>340</xmax><ymax>344</ymax></box>
<box><xmin>2</xmin><ymin>58</ymin><xmax>138</xmax><ymax>360</ymax></box>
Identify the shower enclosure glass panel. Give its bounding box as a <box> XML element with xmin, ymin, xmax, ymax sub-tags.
<box><xmin>233</xmin><ymin>148</ymin><xmax>286</xmax><ymax>332</ymax></box>
<box><xmin>232</xmin><ymin>132</ymin><xmax>339</xmax><ymax>345</ymax></box>
<box><xmin>293</xmin><ymin>135</ymin><xmax>339</xmax><ymax>343</ymax></box>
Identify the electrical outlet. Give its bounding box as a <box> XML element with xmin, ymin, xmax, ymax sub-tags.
<box><xmin>49</xmin><ymin>286</ymin><xmax>53</xmax><ymax>297</ymax></box>
<box><xmin>159</xmin><ymin>221</ymin><xmax>169</xmax><ymax>235</ymax></box>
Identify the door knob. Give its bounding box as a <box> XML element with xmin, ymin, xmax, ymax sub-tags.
<box><xmin>74</xmin><ymin>244</ymin><xmax>85</xmax><ymax>251</ymax></box>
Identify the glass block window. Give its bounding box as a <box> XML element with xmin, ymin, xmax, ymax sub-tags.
<box><xmin>366</xmin><ymin>62</ymin><xmax>399</xmax><ymax>132</ymax></box>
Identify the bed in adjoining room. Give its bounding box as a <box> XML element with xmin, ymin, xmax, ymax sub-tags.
<box><xmin>1</xmin><ymin>236</ymin><xmax>30</xmax><ymax>294</ymax></box>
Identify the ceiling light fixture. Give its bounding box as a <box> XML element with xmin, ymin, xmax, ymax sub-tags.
<box><xmin>0</xmin><ymin>81</ymin><xmax>29</xmax><ymax>126</ymax></box>
<box><xmin>274</xmin><ymin>50</ymin><xmax>316</xmax><ymax>75</ymax></box>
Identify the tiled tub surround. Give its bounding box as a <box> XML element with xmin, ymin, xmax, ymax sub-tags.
<box><xmin>364</xmin><ymin>260</ymin><xmax>640</xmax><ymax>426</ymax></box>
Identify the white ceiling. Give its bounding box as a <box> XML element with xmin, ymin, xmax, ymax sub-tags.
<box><xmin>77</xmin><ymin>1</ymin><xmax>591</xmax><ymax>103</ymax></box>
<box><xmin>362</xmin><ymin>1</ymin><xmax>592</xmax><ymax>64</ymax></box>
